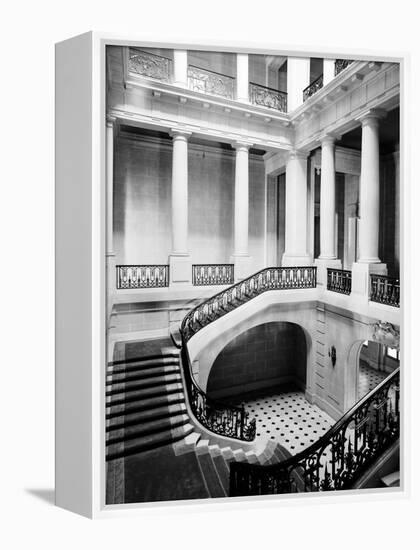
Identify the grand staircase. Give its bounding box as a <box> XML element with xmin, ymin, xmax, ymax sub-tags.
<box><xmin>106</xmin><ymin>337</ymin><xmax>290</xmax><ymax>499</ymax></box>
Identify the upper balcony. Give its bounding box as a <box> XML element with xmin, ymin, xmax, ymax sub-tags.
<box><xmin>126</xmin><ymin>48</ymin><xmax>289</xmax><ymax>113</ymax></box>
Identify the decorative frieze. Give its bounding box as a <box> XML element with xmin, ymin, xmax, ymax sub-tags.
<box><xmin>128</xmin><ymin>48</ymin><xmax>172</xmax><ymax>82</ymax></box>
<box><xmin>187</xmin><ymin>65</ymin><xmax>235</xmax><ymax>99</ymax></box>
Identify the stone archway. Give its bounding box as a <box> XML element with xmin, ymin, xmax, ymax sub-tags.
<box><xmin>206</xmin><ymin>321</ymin><xmax>308</xmax><ymax>400</ymax></box>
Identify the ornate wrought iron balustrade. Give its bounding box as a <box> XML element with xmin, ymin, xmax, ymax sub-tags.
<box><xmin>327</xmin><ymin>269</ymin><xmax>352</xmax><ymax>295</ymax></box>
<box><xmin>249</xmin><ymin>82</ymin><xmax>288</xmax><ymax>112</ymax></box>
<box><xmin>303</xmin><ymin>74</ymin><xmax>324</xmax><ymax>102</ymax></box>
<box><xmin>180</xmin><ymin>339</ymin><xmax>256</xmax><ymax>442</ymax></box>
<box><xmin>335</xmin><ymin>59</ymin><xmax>353</xmax><ymax>76</ymax></box>
<box><xmin>181</xmin><ymin>266</ymin><xmax>317</xmax><ymax>343</ymax></box>
<box><xmin>192</xmin><ymin>264</ymin><xmax>234</xmax><ymax>286</ymax></box>
<box><xmin>230</xmin><ymin>368</ymin><xmax>400</xmax><ymax>496</ymax></box>
<box><xmin>370</xmin><ymin>274</ymin><xmax>400</xmax><ymax>307</ymax></box>
<box><xmin>116</xmin><ymin>265</ymin><xmax>169</xmax><ymax>289</ymax></box>
<box><xmin>187</xmin><ymin>65</ymin><xmax>235</xmax><ymax>99</ymax></box>
<box><xmin>128</xmin><ymin>49</ymin><xmax>172</xmax><ymax>82</ymax></box>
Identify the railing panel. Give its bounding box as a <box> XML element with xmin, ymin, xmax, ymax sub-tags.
<box><xmin>327</xmin><ymin>269</ymin><xmax>352</xmax><ymax>295</ymax></box>
<box><xmin>192</xmin><ymin>264</ymin><xmax>234</xmax><ymax>286</ymax></box>
<box><xmin>335</xmin><ymin>59</ymin><xmax>353</xmax><ymax>76</ymax></box>
<box><xmin>370</xmin><ymin>274</ymin><xmax>400</xmax><ymax>307</ymax></box>
<box><xmin>230</xmin><ymin>368</ymin><xmax>400</xmax><ymax>496</ymax></box>
<box><xmin>303</xmin><ymin>74</ymin><xmax>324</xmax><ymax>102</ymax></box>
<box><xmin>249</xmin><ymin>82</ymin><xmax>287</xmax><ymax>112</ymax></box>
<box><xmin>116</xmin><ymin>265</ymin><xmax>169</xmax><ymax>289</ymax></box>
<box><xmin>128</xmin><ymin>49</ymin><xmax>172</xmax><ymax>82</ymax></box>
<box><xmin>187</xmin><ymin>65</ymin><xmax>235</xmax><ymax>99</ymax></box>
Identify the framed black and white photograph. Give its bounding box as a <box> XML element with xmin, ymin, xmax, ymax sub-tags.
<box><xmin>55</xmin><ymin>32</ymin><xmax>405</xmax><ymax>519</ymax></box>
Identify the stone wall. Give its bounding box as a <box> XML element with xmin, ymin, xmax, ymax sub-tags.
<box><xmin>113</xmin><ymin>133</ymin><xmax>265</xmax><ymax>269</ymax></box>
<box><xmin>206</xmin><ymin>322</ymin><xmax>306</xmax><ymax>399</ymax></box>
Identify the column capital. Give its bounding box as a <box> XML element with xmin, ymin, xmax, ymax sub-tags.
<box><xmin>356</xmin><ymin>108</ymin><xmax>387</xmax><ymax>127</ymax></box>
<box><xmin>287</xmin><ymin>149</ymin><xmax>309</xmax><ymax>161</ymax></box>
<box><xmin>232</xmin><ymin>140</ymin><xmax>252</xmax><ymax>151</ymax></box>
<box><xmin>319</xmin><ymin>133</ymin><xmax>336</xmax><ymax>146</ymax></box>
<box><xmin>106</xmin><ymin>115</ymin><xmax>116</xmax><ymax>128</ymax></box>
<box><xmin>170</xmin><ymin>128</ymin><xmax>192</xmax><ymax>140</ymax></box>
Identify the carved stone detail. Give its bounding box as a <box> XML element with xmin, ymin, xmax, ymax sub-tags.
<box><xmin>370</xmin><ymin>321</ymin><xmax>400</xmax><ymax>350</ymax></box>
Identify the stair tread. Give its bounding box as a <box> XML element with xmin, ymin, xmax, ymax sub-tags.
<box><xmin>197</xmin><ymin>452</ymin><xmax>226</xmax><ymax>498</ymax></box>
<box><xmin>106</xmin><ymin>392</ymin><xmax>185</xmax><ymax>417</ymax></box>
<box><xmin>108</xmin><ymin>356</ymin><xmax>179</xmax><ymax>375</ymax></box>
<box><xmin>107</xmin><ymin>414</ymin><xmax>190</xmax><ymax>443</ymax></box>
<box><xmin>106</xmin><ymin>373</ymin><xmax>182</xmax><ymax>395</ymax></box>
<box><xmin>106</xmin><ymin>402</ymin><xmax>187</xmax><ymax>428</ymax></box>
<box><xmin>106</xmin><ymin>382</ymin><xmax>184</xmax><ymax>405</ymax></box>
<box><xmin>107</xmin><ymin>364</ymin><xmax>180</xmax><ymax>383</ymax></box>
<box><xmin>106</xmin><ymin>424</ymin><xmax>194</xmax><ymax>460</ymax></box>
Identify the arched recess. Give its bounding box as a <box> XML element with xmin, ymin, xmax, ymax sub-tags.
<box><xmin>206</xmin><ymin>321</ymin><xmax>307</xmax><ymax>400</ymax></box>
<box><xmin>188</xmin><ymin>298</ymin><xmax>316</xmax><ymax>401</ymax></box>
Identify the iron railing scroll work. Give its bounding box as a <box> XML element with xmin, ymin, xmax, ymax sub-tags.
<box><xmin>177</xmin><ymin>267</ymin><xmax>317</xmax><ymax>442</ymax></box>
<box><xmin>116</xmin><ymin>265</ymin><xmax>169</xmax><ymax>289</ymax></box>
<box><xmin>370</xmin><ymin>274</ymin><xmax>400</xmax><ymax>307</ymax></box>
<box><xmin>128</xmin><ymin>49</ymin><xmax>172</xmax><ymax>82</ymax></box>
<box><xmin>249</xmin><ymin>82</ymin><xmax>287</xmax><ymax>112</ymax></box>
<box><xmin>327</xmin><ymin>268</ymin><xmax>352</xmax><ymax>295</ymax></box>
<box><xmin>230</xmin><ymin>368</ymin><xmax>400</xmax><ymax>496</ymax></box>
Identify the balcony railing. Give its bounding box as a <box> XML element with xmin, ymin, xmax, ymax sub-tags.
<box><xmin>187</xmin><ymin>65</ymin><xmax>235</xmax><ymax>99</ymax></box>
<box><xmin>128</xmin><ymin>49</ymin><xmax>172</xmax><ymax>82</ymax></box>
<box><xmin>192</xmin><ymin>264</ymin><xmax>234</xmax><ymax>286</ymax></box>
<box><xmin>370</xmin><ymin>274</ymin><xmax>400</xmax><ymax>308</ymax></box>
<box><xmin>249</xmin><ymin>82</ymin><xmax>287</xmax><ymax>112</ymax></box>
<box><xmin>116</xmin><ymin>265</ymin><xmax>169</xmax><ymax>289</ymax></box>
<box><xmin>303</xmin><ymin>74</ymin><xmax>324</xmax><ymax>102</ymax></box>
<box><xmin>327</xmin><ymin>268</ymin><xmax>352</xmax><ymax>295</ymax></box>
<box><xmin>230</xmin><ymin>367</ymin><xmax>400</xmax><ymax>496</ymax></box>
<box><xmin>334</xmin><ymin>59</ymin><xmax>353</xmax><ymax>76</ymax></box>
<box><xmin>178</xmin><ymin>266</ymin><xmax>317</xmax><ymax>443</ymax></box>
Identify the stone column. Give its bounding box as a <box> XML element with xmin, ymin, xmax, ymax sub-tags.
<box><xmin>315</xmin><ymin>135</ymin><xmax>342</xmax><ymax>285</ymax></box>
<box><xmin>323</xmin><ymin>58</ymin><xmax>336</xmax><ymax>85</ymax></box>
<box><xmin>231</xmin><ymin>141</ymin><xmax>252</xmax><ymax>279</ymax></box>
<box><xmin>287</xmin><ymin>57</ymin><xmax>310</xmax><ymax>112</ymax></box>
<box><xmin>169</xmin><ymin>129</ymin><xmax>192</xmax><ymax>285</ymax></box>
<box><xmin>352</xmin><ymin>110</ymin><xmax>387</xmax><ymax>297</ymax></box>
<box><xmin>106</xmin><ymin>117</ymin><xmax>116</xmax><ymax>321</ymax></box>
<box><xmin>173</xmin><ymin>50</ymin><xmax>188</xmax><ymax>87</ymax></box>
<box><xmin>394</xmin><ymin>145</ymin><xmax>400</xmax><ymax>272</ymax></box>
<box><xmin>236</xmin><ymin>53</ymin><xmax>249</xmax><ymax>102</ymax></box>
<box><xmin>281</xmin><ymin>150</ymin><xmax>311</xmax><ymax>266</ymax></box>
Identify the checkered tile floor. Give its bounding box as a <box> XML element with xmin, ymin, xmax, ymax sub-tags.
<box><xmin>239</xmin><ymin>388</ymin><xmax>335</xmax><ymax>456</ymax></box>
<box><xmin>358</xmin><ymin>363</ymin><xmax>387</xmax><ymax>398</ymax></box>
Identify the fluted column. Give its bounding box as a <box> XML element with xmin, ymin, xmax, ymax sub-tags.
<box><xmin>236</xmin><ymin>54</ymin><xmax>249</xmax><ymax>102</ymax></box>
<box><xmin>358</xmin><ymin>111</ymin><xmax>383</xmax><ymax>263</ymax></box>
<box><xmin>319</xmin><ymin>136</ymin><xmax>337</xmax><ymax>260</ymax></box>
<box><xmin>173</xmin><ymin>50</ymin><xmax>188</xmax><ymax>87</ymax></box>
<box><xmin>231</xmin><ymin>141</ymin><xmax>252</xmax><ymax>279</ymax></box>
<box><xmin>281</xmin><ymin>150</ymin><xmax>311</xmax><ymax>266</ymax></box>
<box><xmin>169</xmin><ymin>129</ymin><xmax>192</xmax><ymax>285</ymax></box>
<box><xmin>287</xmin><ymin>57</ymin><xmax>310</xmax><ymax>112</ymax></box>
<box><xmin>323</xmin><ymin>59</ymin><xmax>335</xmax><ymax>85</ymax></box>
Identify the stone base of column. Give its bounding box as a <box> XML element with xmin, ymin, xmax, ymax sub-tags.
<box><xmin>314</xmin><ymin>258</ymin><xmax>342</xmax><ymax>287</ymax></box>
<box><xmin>281</xmin><ymin>253</ymin><xmax>311</xmax><ymax>267</ymax></box>
<box><xmin>169</xmin><ymin>254</ymin><xmax>192</xmax><ymax>286</ymax></box>
<box><xmin>106</xmin><ymin>253</ymin><xmax>116</xmax><ymax>324</ymax></box>
<box><xmin>230</xmin><ymin>254</ymin><xmax>252</xmax><ymax>281</ymax></box>
<box><xmin>351</xmin><ymin>261</ymin><xmax>388</xmax><ymax>300</ymax></box>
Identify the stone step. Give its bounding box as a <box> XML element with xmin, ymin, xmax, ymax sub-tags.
<box><xmin>107</xmin><ymin>356</ymin><xmax>179</xmax><ymax>375</ymax></box>
<box><xmin>106</xmin><ymin>402</ymin><xmax>187</xmax><ymax>430</ymax></box>
<box><xmin>106</xmin><ymin>391</ymin><xmax>185</xmax><ymax>418</ymax></box>
<box><xmin>106</xmin><ymin>382</ymin><xmax>184</xmax><ymax>406</ymax></box>
<box><xmin>197</xmin><ymin>451</ymin><xmax>226</xmax><ymax>498</ymax></box>
<box><xmin>106</xmin><ymin>423</ymin><xmax>194</xmax><ymax>460</ymax></box>
<box><xmin>106</xmin><ymin>363</ymin><xmax>180</xmax><ymax>384</ymax></box>
<box><xmin>106</xmin><ymin>413</ymin><xmax>190</xmax><ymax>444</ymax></box>
<box><xmin>381</xmin><ymin>471</ymin><xmax>400</xmax><ymax>487</ymax></box>
<box><xmin>106</xmin><ymin>373</ymin><xmax>182</xmax><ymax>395</ymax></box>
<box><xmin>211</xmin><ymin>454</ymin><xmax>230</xmax><ymax>494</ymax></box>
